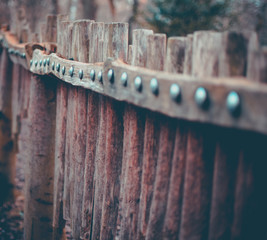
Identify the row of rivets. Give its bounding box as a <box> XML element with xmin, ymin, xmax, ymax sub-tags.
<box><xmin>7</xmin><ymin>48</ymin><xmax>26</xmax><ymax>58</ymax></box>
<box><xmin>29</xmin><ymin>62</ymin><xmax>241</xmax><ymax>117</ymax></box>
<box><xmin>108</xmin><ymin>69</ymin><xmax>241</xmax><ymax>117</ymax></box>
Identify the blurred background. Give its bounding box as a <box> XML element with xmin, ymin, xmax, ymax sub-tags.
<box><xmin>0</xmin><ymin>0</ymin><xmax>266</xmax><ymax>45</ymax></box>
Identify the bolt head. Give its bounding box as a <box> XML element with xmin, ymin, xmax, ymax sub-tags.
<box><xmin>79</xmin><ymin>69</ymin><xmax>83</xmax><ymax>79</ymax></box>
<box><xmin>21</xmin><ymin>53</ymin><xmax>26</xmax><ymax>58</ymax></box>
<box><xmin>39</xmin><ymin>59</ymin><xmax>42</xmax><ymax>66</ymax></box>
<box><xmin>134</xmin><ymin>76</ymin><xmax>142</xmax><ymax>92</ymax></box>
<box><xmin>108</xmin><ymin>69</ymin><xmax>114</xmax><ymax>83</ymax></box>
<box><xmin>43</xmin><ymin>59</ymin><xmax>47</xmax><ymax>66</ymax></box>
<box><xmin>8</xmin><ymin>48</ymin><xmax>14</xmax><ymax>54</ymax></box>
<box><xmin>90</xmin><ymin>69</ymin><xmax>95</xmax><ymax>81</ymax></box>
<box><xmin>120</xmin><ymin>72</ymin><xmax>128</xmax><ymax>86</ymax></box>
<box><xmin>52</xmin><ymin>62</ymin><xmax>55</xmax><ymax>70</ymax></box>
<box><xmin>98</xmin><ymin>71</ymin><xmax>102</xmax><ymax>82</ymax></box>
<box><xmin>195</xmin><ymin>87</ymin><xmax>209</xmax><ymax>109</ymax></box>
<box><xmin>47</xmin><ymin>58</ymin><xmax>50</xmax><ymax>66</ymax></box>
<box><xmin>226</xmin><ymin>91</ymin><xmax>241</xmax><ymax>117</ymax></box>
<box><xmin>15</xmin><ymin>50</ymin><xmax>20</xmax><ymax>56</ymax></box>
<box><xmin>56</xmin><ymin>63</ymin><xmax>60</xmax><ymax>72</ymax></box>
<box><xmin>150</xmin><ymin>78</ymin><xmax>159</xmax><ymax>95</ymax></box>
<box><xmin>35</xmin><ymin>60</ymin><xmax>38</xmax><ymax>67</ymax></box>
<box><xmin>170</xmin><ymin>84</ymin><xmax>181</xmax><ymax>102</ymax></box>
<box><xmin>62</xmin><ymin>66</ymin><xmax>65</xmax><ymax>75</ymax></box>
<box><xmin>69</xmin><ymin>67</ymin><xmax>74</xmax><ymax>77</ymax></box>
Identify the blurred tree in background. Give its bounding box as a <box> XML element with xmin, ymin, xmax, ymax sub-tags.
<box><xmin>145</xmin><ymin>0</ymin><xmax>231</xmax><ymax>36</ymax></box>
<box><xmin>145</xmin><ymin>0</ymin><xmax>267</xmax><ymax>44</ymax></box>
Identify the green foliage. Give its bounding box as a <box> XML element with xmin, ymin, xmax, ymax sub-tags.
<box><xmin>146</xmin><ymin>0</ymin><xmax>231</xmax><ymax>36</ymax></box>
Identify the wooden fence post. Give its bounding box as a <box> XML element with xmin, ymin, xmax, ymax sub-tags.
<box><xmin>23</xmin><ymin>74</ymin><xmax>57</xmax><ymax>240</ymax></box>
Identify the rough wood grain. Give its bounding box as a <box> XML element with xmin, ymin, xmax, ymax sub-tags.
<box><xmin>81</xmin><ymin>91</ymin><xmax>99</xmax><ymax>239</ymax></box>
<box><xmin>146</xmin><ymin>116</ymin><xmax>176</xmax><ymax>240</ymax></box>
<box><xmin>119</xmin><ymin>104</ymin><xmax>145</xmax><ymax>240</ymax></box>
<box><xmin>24</xmin><ymin>75</ymin><xmax>56</xmax><ymax>240</ymax></box>
<box><xmin>52</xmin><ymin>81</ymin><xmax>68</xmax><ymax>240</ymax></box>
<box><xmin>103</xmin><ymin>22</ymin><xmax>128</xmax><ymax>62</ymax></box>
<box><xmin>91</xmin><ymin>95</ymin><xmax>107</xmax><ymax>240</ymax></box>
<box><xmin>137</xmin><ymin>33</ymin><xmax>166</xmax><ymax>239</ymax></box>
<box><xmin>71</xmin><ymin>87</ymin><xmax>87</xmax><ymax>239</ymax></box>
<box><xmin>100</xmin><ymin>98</ymin><xmax>124</xmax><ymax>240</ymax></box>
<box><xmin>63</xmin><ymin>86</ymin><xmax>75</xmax><ymax>220</ymax></box>
<box><xmin>162</xmin><ymin>36</ymin><xmax>188</xmax><ymax>240</ymax></box>
<box><xmin>165</xmin><ymin>37</ymin><xmax>186</xmax><ymax>73</ymax></box>
<box><xmin>184</xmin><ymin>34</ymin><xmax>193</xmax><ymax>75</ymax></box>
<box><xmin>208</xmin><ymin>31</ymin><xmax>251</xmax><ymax>240</ymax></box>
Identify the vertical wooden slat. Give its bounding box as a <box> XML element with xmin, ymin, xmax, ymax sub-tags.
<box><xmin>91</xmin><ymin>95</ymin><xmax>107</xmax><ymax>240</ymax></box>
<box><xmin>184</xmin><ymin>34</ymin><xmax>193</xmax><ymax>75</ymax></box>
<box><xmin>71</xmin><ymin>86</ymin><xmax>87</xmax><ymax>239</ymax></box>
<box><xmin>179</xmin><ymin>31</ymin><xmax>220</xmax><ymax>240</ymax></box>
<box><xmin>100</xmin><ymin>23</ymin><xmax>128</xmax><ymax>240</ymax></box>
<box><xmin>103</xmin><ymin>23</ymin><xmax>128</xmax><ymax>62</ymax></box>
<box><xmin>52</xmin><ymin>81</ymin><xmax>68</xmax><ymax>240</ymax></box>
<box><xmin>162</xmin><ymin>37</ymin><xmax>188</xmax><ymax>240</ymax></box>
<box><xmin>81</xmin><ymin>91</ymin><xmax>99</xmax><ymax>239</ymax></box>
<box><xmin>137</xmin><ymin>33</ymin><xmax>165</xmax><ymax>240</ymax></box>
<box><xmin>208</xmin><ymin>31</ymin><xmax>251</xmax><ymax>240</ymax></box>
<box><xmin>24</xmin><ymin>75</ymin><xmax>56</xmax><ymax>240</ymax></box>
<box><xmin>63</xmin><ymin>86</ymin><xmax>75</xmax><ymax>221</ymax></box>
<box><xmin>89</xmin><ymin>22</ymin><xmax>104</xmax><ymax>63</ymax></box>
<box><xmin>119</xmin><ymin>29</ymin><xmax>152</xmax><ymax>240</ymax></box>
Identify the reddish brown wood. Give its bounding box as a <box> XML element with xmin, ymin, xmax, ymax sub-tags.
<box><xmin>119</xmin><ymin>104</ymin><xmax>145</xmax><ymax>240</ymax></box>
<box><xmin>91</xmin><ymin>96</ymin><xmax>107</xmax><ymax>240</ymax></box>
<box><xmin>71</xmin><ymin>87</ymin><xmax>88</xmax><ymax>239</ymax></box>
<box><xmin>162</xmin><ymin>122</ymin><xmax>187</xmax><ymax>239</ymax></box>
<box><xmin>100</xmin><ymin>98</ymin><xmax>124</xmax><ymax>239</ymax></box>
<box><xmin>146</xmin><ymin>117</ymin><xmax>176</xmax><ymax>239</ymax></box>
<box><xmin>137</xmin><ymin>33</ymin><xmax>165</xmax><ymax>239</ymax></box>
<box><xmin>63</xmin><ymin>86</ymin><xmax>76</xmax><ymax>220</ymax></box>
<box><xmin>179</xmin><ymin>124</ymin><xmax>215</xmax><ymax>240</ymax></box>
<box><xmin>24</xmin><ymin>74</ymin><xmax>56</xmax><ymax>240</ymax></box>
<box><xmin>81</xmin><ymin>91</ymin><xmax>99</xmax><ymax>239</ymax></box>
<box><xmin>52</xmin><ymin>81</ymin><xmax>68</xmax><ymax>239</ymax></box>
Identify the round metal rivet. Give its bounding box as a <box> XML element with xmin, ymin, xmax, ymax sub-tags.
<box><xmin>21</xmin><ymin>53</ymin><xmax>26</xmax><ymax>58</ymax></box>
<box><xmin>56</xmin><ymin>63</ymin><xmax>60</xmax><ymax>72</ymax></box>
<box><xmin>30</xmin><ymin>59</ymin><xmax>33</xmax><ymax>66</ymax></box>
<box><xmin>121</xmin><ymin>72</ymin><xmax>128</xmax><ymax>86</ymax></box>
<box><xmin>47</xmin><ymin>58</ymin><xmax>50</xmax><ymax>66</ymax></box>
<box><xmin>35</xmin><ymin>60</ymin><xmax>38</xmax><ymax>67</ymax></box>
<box><xmin>150</xmin><ymin>78</ymin><xmax>159</xmax><ymax>95</ymax></box>
<box><xmin>39</xmin><ymin>59</ymin><xmax>42</xmax><ymax>66</ymax></box>
<box><xmin>62</xmin><ymin>66</ymin><xmax>65</xmax><ymax>75</ymax></box>
<box><xmin>134</xmin><ymin>76</ymin><xmax>142</xmax><ymax>92</ymax></box>
<box><xmin>15</xmin><ymin>50</ymin><xmax>20</xmax><ymax>56</ymax></box>
<box><xmin>98</xmin><ymin>71</ymin><xmax>102</xmax><ymax>82</ymax></box>
<box><xmin>43</xmin><ymin>59</ymin><xmax>47</xmax><ymax>66</ymax></box>
<box><xmin>108</xmin><ymin>69</ymin><xmax>114</xmax><ymax>83</ymax></box>
<box><xmin>90</xmin><ymin>69</ymin><xmax>95</xmax><ymax>81</ymax></box>
<box><xmin>79</xmin><ymin>69</ymin><xmax>83</xmax><ymax>79</ymax></box>
<box><xmin>52</xmin><ymin>62</ymin><xmax>55</xmax><ymax>70</ymax></box>
<box><xmin>69</xmin><ymin>67</ymin><xmax>74</xmax><ymax>77</ymax></box>
<box><xmin>9</xmin><ymin>48</ymin><xmax>14</xmax><ymax>54</ymax></box>
<box><xmin>195</xmin><ymin>87</ymin><xmax>209</xmax><ymax>109</ymax></box>
<box><xmin>226</xmin><ymin>91</ymin><xmax>241</xmax><ymax>117</ymax></box>
<box><xmin>170</xmin><ymin>84</ymin><xmax>181</xmax><ymax>102</ymax></box>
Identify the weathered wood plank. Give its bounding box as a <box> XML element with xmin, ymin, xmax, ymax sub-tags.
<box><xmin>24</xmin><ymin>75</ymin><xmax>56</xmax><ymax>240</ymax></box>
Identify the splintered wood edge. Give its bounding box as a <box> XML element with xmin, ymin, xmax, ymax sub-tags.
<box><xmin>1</xmin><ymin>31</ymin><xmax>267</xmax><ymax>135</ymax></box>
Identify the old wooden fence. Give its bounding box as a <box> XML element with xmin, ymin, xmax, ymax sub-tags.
<box><xmin>0</xmin><ymin>14</ymin><xmax>267</xmax><ymax>240</ymax></box>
